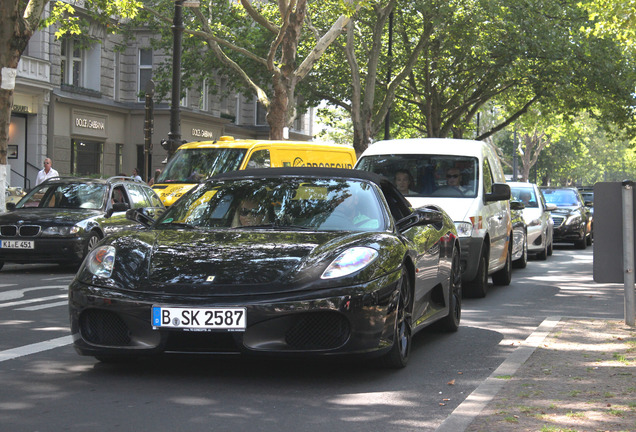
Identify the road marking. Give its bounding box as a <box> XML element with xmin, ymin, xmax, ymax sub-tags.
<box><xmin>435</xmin><ymin>316</ymin><xmax>561</xmax><ymax>432</ymax></box>
<box><xmin>0</xmin><ymin>335</ymin><xmax>73</xmax><ymax>363</ymax></box>
<box><xmin>0</xmin><ymin>285</ymin><xmax>67</xmax><ymax>301</ymax></box>
<box><xmin>17</xmin><ymin>301</ymin><xmax>68</xmax><ymax>311</ymax></box>
<box><xmin>0</xmin><ymin>294</ymin><xmax>67</xmax><ymax>309</ymax></box>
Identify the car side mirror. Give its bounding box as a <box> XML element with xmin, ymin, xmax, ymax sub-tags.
<box><xmin>485</xmin><ymin>183</ymin><xmax>510</xmax><ymax>202</ymax></box>
<box><xmin>510</xmin><ymin>200</ymin><xmax>525</xmax><ymax>211</ymax></box>
<box><xmin>6</xmin><ymin>202</ymin><xmax>16</xmax><ymax>211</ymax></box>
<box><xmin>104</xmin><ymin>202</ymin><xmax>130</xmax><ymax>219</ymax></box>
<box><xmin>584</xmin><ymin>200</ymin><xmax>593</xmax><ymax>207</ymax></box>
<box><xmin>125</xmin><ymin>208</ymin><xmax>155</xmax><ymax>228</ymax></box>
<box><xmin>545</xmin><ymin>203</ymin><xmax>557</xmax><ymax>211</ymax></box>
<box><xmin>397</xmin><ymin>207</ymin><xmax>444</xmax><ymax>231</ymax></box>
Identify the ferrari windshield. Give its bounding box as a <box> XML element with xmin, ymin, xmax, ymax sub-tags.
<box><xmin>156</xmin><ymin>177</ymin><xmax>387</xmax><ymax>232</ymax></box>
<box><xmin>157</xmin><ymin>148</ymin><xmax>248</xmax><ymax>183</ymax></box>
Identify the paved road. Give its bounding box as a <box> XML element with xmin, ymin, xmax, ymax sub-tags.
<box><xmin>0</xmin><ymin>245</ymin><xmax>626</xmax><ymax>432</ymax></box>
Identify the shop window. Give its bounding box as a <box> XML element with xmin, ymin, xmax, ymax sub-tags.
<box><xmin>138</xmin><ymin>48</ymin><xmax>153</xmax><ymax>101</ymax></box>
<box><xmin>72</xmin><ymin>139</ymin><xmax>103</xmax><ymax>176</ymax></box>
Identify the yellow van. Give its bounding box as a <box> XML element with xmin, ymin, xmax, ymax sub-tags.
<box><xmin>152</xmin><ymin>136</ymin><xmax>357</xmax><ymax>206</ymax></box>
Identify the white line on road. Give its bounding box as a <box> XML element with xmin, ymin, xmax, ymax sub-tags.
<box><xmin>0</xmin><ymin>294</ymin><xmax>67</xmax><ymax>308</ymax></box>
<box><xmin>17</xmin><ymin>301</ymin><xmax>68</xmax><ymax>311</ymax></box>
<box><xmin>0</xmin><ymin>335</ymin><xmax>73</xmax><ymax>363</ymax></box>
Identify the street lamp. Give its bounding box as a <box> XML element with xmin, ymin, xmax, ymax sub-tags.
<box><xmin>165</xmin><ymin>0</ymin><xmax>184</xmax><ymax>160</ymax></box>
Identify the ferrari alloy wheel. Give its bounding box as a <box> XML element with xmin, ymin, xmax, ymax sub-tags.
<box><xmin>383</xmin><ymin>268</ymin><xmax>413</xmax><ymax>368</ymax></box>
<box><xmin>438</xmin><ymin>247</ymin><xmax>462</xmax><ymax>332</ymax></box>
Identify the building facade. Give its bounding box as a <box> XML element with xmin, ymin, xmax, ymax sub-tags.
<box><xmin>8</xmin><ymin>9</ymin><xmax>313</xmax><ymax>189</ymax></box>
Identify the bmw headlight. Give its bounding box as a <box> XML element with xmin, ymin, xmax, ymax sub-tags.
<box><xmin>321</xmin><ymin>247</ymin><xmax>378</xmax><ymax>279</ymax></box>
<box><xmin>86</xmin><ymin>246</ymin><xmax>116</xmax><ymax>278</ymax></box>
<box><xmin>42</xmin><ymin>225</ymin><xmax>81</xmax><ymax>236</ymax></box>
<box><xmin>454</xmin><ymin>222</ymin><xmax>473</xmax><ymax>237</ymax></box>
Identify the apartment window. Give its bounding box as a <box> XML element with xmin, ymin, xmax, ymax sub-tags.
<box><xmin>61</xmin><ymin>38</ymin><xmax>101</xmax><ymax>91</ymax></box>
<box><xmin>256</xmin><ymin>101</ymin><xmax>267</xmax><ymax>126</ymax></box>
<box><xmin>199</xmin><ymin>79</ymin><xmax>208</xmax><ymax>111</ymax></box>
<box><xmin>180</xmin><ymin>87</ymin><xmax>189</xmax><ymax>108</ymax></box>
<box><xmin>138</xmin><ymin>48</ymin><xmax>153</xmax><ymax>101</ymax></box>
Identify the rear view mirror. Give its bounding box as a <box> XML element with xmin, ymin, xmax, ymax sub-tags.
<box><xmin>510</xmin><ymin>200</ymin><xmax>525</xmax><ymax>211</ymax></box>
<box><xmin>485</xmin><ymin>183</ymin><xmax>510</xmax><ymax>202</ymax></box>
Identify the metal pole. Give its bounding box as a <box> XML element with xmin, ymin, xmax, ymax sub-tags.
<box><xmin>621</xmin><ymin>180</ymin><xmax>636</xmax><ymax>326</ymax></box>
<box><xmin>167</xmin><ymin>0</ymin><xmax>184</xmax><ymax>160</ymax></box>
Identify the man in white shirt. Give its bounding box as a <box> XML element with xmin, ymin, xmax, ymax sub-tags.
<box><xmin>35</xmin><ymin>158</ymin><xmax>60</xmax><ymax>186</ymax></box>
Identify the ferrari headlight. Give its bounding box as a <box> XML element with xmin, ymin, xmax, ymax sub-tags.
<box><xmin>86</xmin><ymin>246</ymin><xmax>116</xmax><ymax>278</ymax></box>
<box><xmin>321</xmin><ymin>247</ymin><xmax>378</xmax><ymax>279</ymax></box>
<box><xmin>42</xmin><ymin>225</ymin><xmax>81</xmax><ymax>236</ymax></box>
<box><xmin>454</xmin><ymin>222</ymin><xmax>473</xmax><ymax>237</ymax></box>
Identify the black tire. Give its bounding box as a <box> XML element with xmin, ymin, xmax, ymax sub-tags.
<box><xmin>465</xmin><ymin>251</ymin><xmax>488</xmax><ymax>298</ymax></box>
<box><xmin>547</xmin><ymin>240</ymin><xmax>553</xmax><ymax>256</ymax></box>
<box><xmin>536</xmin><ymin>241</ymin><xmax>548</xmax><ymax>261</ymax></box>
<box><xmin>382</xmin><ymin>268</ymin><xmax>413</xmax><ymax>369</ymax></box>
<box><xmin>574</xmin><ymin>232</ymin><xmax>587</xmax><ymax>250</ymax></box>
<box><xmin>84</xmin><ymin>232</ymin><xmax>102</xmax><ymax>258</ymax></box>
<box><xmin>492</xmin><ymin>239</ymin><xmax>512</xmax><ymax>286</ymax></box>
<box><xmin>437</xmin><ymin>248</ymin><xmax>462</xmax><ymax>332</ymax></box>
<box><xmin>512</xmin><ymin>234</ymin><xmax>528</xmax><ymax>269</ymax></box>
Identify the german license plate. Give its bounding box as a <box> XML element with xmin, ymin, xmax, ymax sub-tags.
<box><xmin>152</xmin><ymin>306</ymin><xmax>247</xmax><ymax>331</ymax></box>
<box><xmin>1</xmin><ymin>240</ymin><xmax>34</xmax><ymax>249</ymax></box>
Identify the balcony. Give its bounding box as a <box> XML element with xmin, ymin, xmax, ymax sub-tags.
<box><xmin>17</xmin><ymin>55</ymin><xmax>51</xmax><ymax>84</ymax></box>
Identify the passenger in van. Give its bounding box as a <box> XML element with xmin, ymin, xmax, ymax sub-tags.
<box><xmin>394</xmin><ymin>169</ymin><xmax>417</xmax><ymax>195</ymax></box>
<box><xmin>432</xmin><ymin>167</ymin><xmax>466</xmax><ymax>196</ymax></box>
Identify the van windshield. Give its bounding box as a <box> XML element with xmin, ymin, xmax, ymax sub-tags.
<box><xmin>357</xmin><ymin>154</ymin><xmax>479</xmax><ymax>198</ymax></box>
<box><xmin>157</xmin><ymin>148</ymin><xmax>248</xmax><ymax>183</ymax></box>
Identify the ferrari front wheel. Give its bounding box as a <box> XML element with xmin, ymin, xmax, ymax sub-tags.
<box><xmin>382</xmin><ymin>268</ymin><xmax>413</xmax><ymax>369</ymax></box>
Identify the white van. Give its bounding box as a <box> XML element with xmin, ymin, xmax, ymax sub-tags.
<box><xmin>355</xmin><ymin>138</ymin><xmax>511</xmax><ymax>297</ymax></box>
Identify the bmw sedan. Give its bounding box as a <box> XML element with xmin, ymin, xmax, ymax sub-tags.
<box><xmin>0</xmin><ymin>176</ymin><xmax>164</xmax><ymax>270</ymax></box>
<box><xmin>69</xmin><ymin>168</ymin><xmax>462</xmax><ymax>368</ymax></box>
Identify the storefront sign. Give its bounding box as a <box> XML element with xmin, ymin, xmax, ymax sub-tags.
<box><xmin>191</xmin><ymin>128</ymin><xmax>214</xmax><ymax>139</ymax></box>
<box><xmin>72</xmin><ymin>110</ymin><xmax>107</xmax><ymax>138</ymax></box>
<box><xmin>12</xmin><ymin>105</ymin><xmax>30</xmax><ymax>113</ymax></box>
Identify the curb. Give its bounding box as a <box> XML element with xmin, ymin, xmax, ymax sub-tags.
<box><xmin>435</xmin><ymin>316</ymin><xmax>562</xmax><ymax>432</ymax></box>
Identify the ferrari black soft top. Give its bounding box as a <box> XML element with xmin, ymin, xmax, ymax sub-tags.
<box><xmin>208</xmin><ymin>167</ymin><xmax>413</xmax><ymax>218</ymax></box>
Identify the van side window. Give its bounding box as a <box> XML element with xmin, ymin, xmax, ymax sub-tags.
<box><xmin>246</xmin><ymin>150</ymin><xmax>271</xmax><ymax>169</ymax></box>
<box><xmin>483</xmin><ymin>159</ymin><xmax>494</xmax><ymax>194</ymax></box>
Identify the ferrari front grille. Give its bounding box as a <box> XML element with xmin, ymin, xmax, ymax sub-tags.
<box><xmin>80</xmin><ymin>309</ymin><xmax>131</xmax><ymax>346</ymax></box>
<box><xmin>285</xmin><ymin>312</ymin><xmax>350</xmax><ymax>350</ymax></box>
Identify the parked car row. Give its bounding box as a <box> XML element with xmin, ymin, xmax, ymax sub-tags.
<box><xmin>0</xmin><ymin>137</ymin><xmax>591</xmax><ymax>369</ymax></box>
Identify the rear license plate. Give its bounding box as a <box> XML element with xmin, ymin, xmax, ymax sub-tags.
<box><xmin>1</xmin><ymin>240</ymin><xmax>34</xmax><ymax>249</ymax></box>
<box><xmin>152</xmin><ymin>306</ymin><xmax>247</xmax><ymax>331</ymax></box>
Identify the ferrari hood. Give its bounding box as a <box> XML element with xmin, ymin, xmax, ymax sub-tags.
<box><xmin>110</xmin><ymin>229</ymin><xmax>382</xmax><ymax>296</ymax></box>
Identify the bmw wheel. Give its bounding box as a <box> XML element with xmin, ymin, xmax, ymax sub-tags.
<box><xmin>382</xmin><ymin>268</ymin><xmax>413</xmax><ymax>369</ymax></box>
<box><xmin>84</xmin><ymin>232</ymin><xmax>102</xmax><ymax>258</ymax></box>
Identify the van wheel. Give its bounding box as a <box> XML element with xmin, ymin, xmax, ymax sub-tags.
<box><xmin>465</xmin><ymin>252</ymin><xmax>488</xmax><ymax>298</ymax></box>
<box><xmin>492</xmin><ymin>239</ymin><xmax>512</xmax><ymax>286</ymax></box>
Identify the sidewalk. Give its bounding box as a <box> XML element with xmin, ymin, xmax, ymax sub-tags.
<box><xmin>437</xmin><ymin>317</ymin><xmax>636</xmax><ymax>432</ymax></box>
